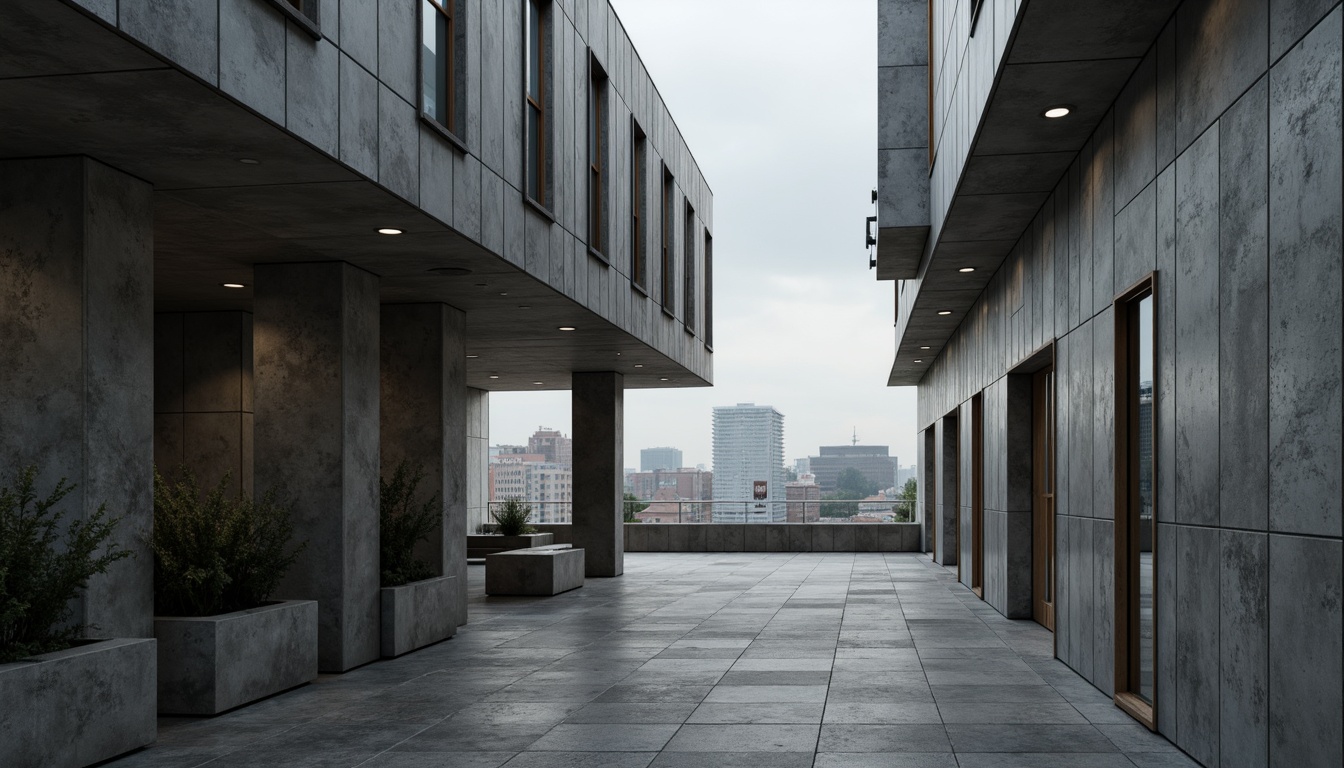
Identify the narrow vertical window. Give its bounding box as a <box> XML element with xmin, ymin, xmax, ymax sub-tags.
<box><xmin>525</xmin><ymin>0</ymin><xmax>547</xmax><ymax>206</ymax></box>
<box><xmin>421</xmin><ymin>0</ymin><xmax>455</xmax><ymax>133</ymax></box>
<box><xmin>703</xmin><ymin>230</ymin><xmax>713</xmax><ymax>348</ymax></box>
<box><xmin>588</xmin><ymin>55</ymin><xmax>607</xmax><ymax>257</ymax></box>
<box><xmin>631</xmin><ymin>121</ymin><xmax>647</xmax><ymax>290</ymax></box>
<box><xmin>683</xmin><ymin>201</ymin><xmax>696</xmax><ymax>332</ymax></box>
<box><xmin>660</xmin><ymin>165</ymin><xmax>675</xmax><ymax>312</ymax></box>
<box><xmin>1114</xmin><ymin>273</ymin><xmax>1157</xmax><ymax>729</ymax></box>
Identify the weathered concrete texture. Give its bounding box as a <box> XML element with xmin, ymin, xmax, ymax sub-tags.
<box><xmin>1219</xmin><ymin>529</ymin><xmax>1268</xmax><ymax>768</ymax></box>
<box><xmin>254</xmin><ymin>261</ymin><xmax>381</xmax><ymax>673</ymax></box>
<box><xmin>154</xmin><ymin>600</ymin><xmax>318</xmax><ymax>715</ymax></box>
<box><xmin>0</xmin><ymin>638</ymin><xmax>156</xmax><ymax>768</ymax></box>
<box><xmin>466</xmin><ymin>388</ymin><xmax>490</xmax><ymax>541</ymax></box>
<box><xmin>936</xmin><ymin>415</ymin><xmax>959</xmax><ymax>566</ymax></box>
<box><xmin>466</xmin><ymin>532</ymin><xmax>555</xmax><ymax>558</ymax></box>
<box><xmin>380</xmin><ymin>304</ymin><xmax>467</xmax><ymax>627</ymax></box>
<box><xmin>1268</xmin><ymin>534</ymin><xmax>1343</xmax><ymax>767</ymax></box>
<box><xmin>380</xmin><ymin>575</ymin><xmax>458</xmax><ymax>658</ymax></box>
<box><xmin>485</xmin><ymin>547</ymin><xmax>585</xmax><ymax>596</ymax></box>
<box><xmin>571</xmin><ymin>372</ymin><xmax>624</xmax><ymax>577</ymax></box>
<box><xmin>0</xmin><ymin>157</ymin><xmax>154</xmax><ymax>639</ymax></box>
<box><xmin>154</xmin><ymin>311</ymin><xmax>254</xmax><ymax>498</ymax></box>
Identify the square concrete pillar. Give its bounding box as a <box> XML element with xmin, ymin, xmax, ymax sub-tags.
<box><xmin>0</xmin><ymin>157</ymin><xmax>154</xmax><ymax>638</ymax></box>
<box><xmin>154</xmin><ymin>311</ymin><xmax>254</xmax><ymax>498</ymax></box>
<box><xmin>572</xmin><ymin>371</ymin><xmax>624</xmax><ymax>577</ymax></box>
<box><xmin>254</xmin><ymin>262</ymin><xmax>380</xmax><ymax>672</ymax></box>
<box><xmin>380</xmin><ymin>303</ymin><xmax>467</xmax><ymax>627</ymax></box>
<box><xmin>466</xmin><ymin>388</ymin><xmax>491</xmax><ymax>536</ymax></box>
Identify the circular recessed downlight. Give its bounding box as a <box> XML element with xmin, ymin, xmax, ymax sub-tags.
<box><xmin>532</xmin><ymin>381</ymin><xmax>544</xmax><ymax>385</ymax></box>
<box><xmin>920</xmin><ymin>346</ymin><xmax>931</xmax><ymax>350</ymax></box>
<box><xmin>937</xmin><ymin>310</ymin><xmax>953</xmax><ymax>316</ymax></box>
<box><xmin>488</xmin><ymin>374</ymin><xmax>500</xmax><ymax>379</ymax></box>
<box><xmin>914</xmin><ymin>359</ymin><xmax>923</xmax><ymax>363</ymax></box>
<box><xmin>378</xmin><ymin>228</ymin><xmax>403</xmax><ymax>235</ymax></box>
<box><xmin>222</xmin><ymin>283</ymin><xmax>246</xmax><ymax>289</ymax></box>
<box><xmin>660</xmin><ymin>377</ymin><xmax>669</xmax><ymax>381</ymax></box>
<box><xmin>558</xmin><ymin>326</ymin><xmax>576</xmax><ymax>332</ymax></box>
<box><xmin>238</xmin><ymin>158</ymin><xmax>260</xmax><ymax>165</ymax></box>
<box><xmin>958</xmin><ymin>267</ymin><xmax>976</xmax><ymax>273</ymax></box>
<box><xmin>467</xmin><ymin>355</ymin><xmax>479</xmax><ymax>359</ymax></box>
<box><xmin>1043</xmin><ymin>106</ymin><xmax>1072</xmax><ymax>119</ymax></box>
<box><xmin>634</xmin><ymin>364</ymin><xmax>644</xmax><ymax>368</ymax></box>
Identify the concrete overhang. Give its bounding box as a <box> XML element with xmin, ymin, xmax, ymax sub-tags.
<box><xmin>0</xmin><ymin>0</ymin><xmax>708</xmax><ymax>393</ymax></box>
<box><xmin>889</xmin><ymin>0</ymin><xmax>1176</xmax><ymax>386</ymax></box>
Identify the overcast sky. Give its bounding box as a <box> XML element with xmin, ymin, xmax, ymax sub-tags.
<box><xmin>491</xmin><ymin>0</ymin><xmax>920</xmax><ymax>470</ymax></box>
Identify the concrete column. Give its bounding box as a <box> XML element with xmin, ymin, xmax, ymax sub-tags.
<box><xmin>921</xmin><ymin>428</ymin><xmax>935</xmax><ymax>552</ymax></box>
<box><xmin>0</xmin><ymin>157</ymin><xmax>154</xmax><ymax>638</ymax></box>
<box><xmin>380</xmin><ymin>304</ymin><xmax>467</xmax><ymax>627</ymax></box>
<box><xmin>572</xmin><ymin>371</ymin><xmax>624</xmax><ymax>577</ymax></box>
<box><xmin>936</xmin><ymin>415</ymin><xmax>959</xmax><ymax>566</ymax></box>
<box><xmin>254</xmin><ymin>262</ymin><xmax>380</xmax><ymax>672</ymax></box>
<box><xmin>466</xmin><ymin>388</ymin><xmax>491</xmax><ymax>539</ymax></box>
<box><xmin>154</xmin><ymin>311</ymin><xmax>254</xmax><ymax>497</ymax></box>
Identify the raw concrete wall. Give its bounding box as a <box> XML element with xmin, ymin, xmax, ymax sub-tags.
<box><xmin>915</xmin><ymin>3</ymin><xmax>1344</xmax><ymax>765</ymax></box>
<box><xmin>154</xmin><ymin>311</ymin><xmax>254</xmax><ymax>498</ymax></box>
<box><xmin>0</xmin><ymin>156</ymin><xmax>154</xmax><ymax>639</ymax></box>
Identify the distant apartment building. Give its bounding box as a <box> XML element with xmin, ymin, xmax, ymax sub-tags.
<box><xmin>628</xmin><ymin>468</ymin><xmax>712</xmax><ymax>502</ymax></box>
<box><xmin>640</xmin><ymin>446</ymin><xmax>683</xmax><ymax>472</ymax></box>
<box><xmin>527</xmin><ymin>428</ymin><xmax>572</xmax><ymax>468</ymax></box>
<box><xmin>808</xmin><ymin>445</ymin><xmax>898</xmax><ymax>494</ymax></box>
<box><xmin>786</xmin><ymin>480</ymin><xmax>821</xmax><ymax>523</ymax></box>
<box><xmin>793</xmin><ymin>457</ymin><xmax>811</xmax><ymax>476</ymax></box>
<box><xmin>489</xmin><ymin>461</ymin><xmax>571</xmax><ymax>524</ymax></box>
<box><xmin>712</xmin><ymin>404</ymin><xmax>786</xmax><ymax>522</ymax></box>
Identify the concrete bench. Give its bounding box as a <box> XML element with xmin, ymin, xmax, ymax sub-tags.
<box><xmin>485</xmin><ymin>546</ymin><xmax>584</xmax><ymax>596</ymax></box>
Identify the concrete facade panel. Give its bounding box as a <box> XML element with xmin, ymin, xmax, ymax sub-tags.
<box><xmin>339</xmin><ymin>54</ymin><xmax>380</xmax><ymax>179</ymax></box>
<box><xmin>1219</xmin><ymin>529</ymin><xmax>1268</xmax><ymax>768</ymax></box>
<box><xmin>286</xmin><ymin>32</ymin><xmax>340</xmax><ymax>156</ymax></box>
<box><xmin>118</xmin><ymin>0</ymin><xmax>219</xmax><ymax>84</ymax></box>
<box><xmin>219</xmin><ymin>0</ymin><xmax>286</xmax><ymax>124</ymax></box>
<box><xmin>1175</xmin><ymin>524</ymin><xmax>1219</xmax><ymax>766</ymax></box>
<box><xmin>1175</xmin><ymin>0</ymin><xmax>1269</xmax><ymax>153</ymax></box>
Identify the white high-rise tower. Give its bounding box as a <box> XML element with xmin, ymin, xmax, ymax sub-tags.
<box><xmin>712</xmin><ymin>403</ymin><xmax>786</xmax><ymax>522</ymax></box>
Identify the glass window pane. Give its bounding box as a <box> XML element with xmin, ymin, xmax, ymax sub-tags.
<box><xmin>1137</xmin><ymin>293</ymin><xmax>1155</xmax><ymax>704</ymax></box>
<box><xmin>528</xmin><ymin>2</ymin><xmax>541</xmax><ymax>101</ymax></box>
<box><xmin>421</xmin><ymin>0</ymin><xmax>439</xmax><ymax>119</ymax></box>
<box><xmin>527</xmin><ymin>107</ymin><xmax>539</xmax><ymax>200</ymax></box>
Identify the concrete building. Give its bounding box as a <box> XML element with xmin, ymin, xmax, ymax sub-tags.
<box><xmin>877</xmin><ymin>0</ymin><xmax>1342</xmax><ymax>764</ymax></box>
<box><xmin>0</xmin><ymin>0</ymin><xmax>711</xmax><ymax>754</ymax></box>
<box><xmin>526</xmin><ymin>427</ymin><xmax>572</xmax><ymax>467</ymax></box>
<box><xmin>793</xmin><ymin>457</ymin><xmax>811</xmax><ymax>477</ymax></box>
<box><xmin>785</xmin><ymin>480</ymin><xmax>821</xmax><ymax>523</ymax></box>
<box><xmin>808</xmin><ymin>444</ymin><xmax>899</xmax><ymax>494</ymax></box>
<box><xmin>639</xmin><ymin>446</ymin><xmax>683</xmax><ymax>471</ymax></box>
<box><xmin>627</xmin><ymin>467</ymin><xmax>712</xmax><ymax>502</ymax></box>
<box><xmin>711</xmin><ymin>403</ymin><xmax>785</xmax><ymax>522</ymax></box>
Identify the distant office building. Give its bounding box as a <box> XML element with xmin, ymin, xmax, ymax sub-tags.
<box><xmin>809</xmin><ymin>445</ymin><xmax>898</xmax><ymax>494</ymax></box>
<box><xmin>794</xmin><ymin>457</ymin><xmax>811</xmax><ymax>476</ymax></box>
<box><xmin>488</xmin><ymin>462</ymin><xmax>572</xmax><ymax>524</ymax></box>
<box><xmin>527</xmin><ymin>427</ymin><xmax>572</xmax><ymax>468</ymax></box>
<box><xmin>895</xmin><ymin>464</ymin><xmax>918</xmax><ymax>488</ymax></box>
<box><xmin>786</xmin><ymin>481</ymin><xmax>821</xmax><ymax>523</ymax></box>
<box><xmin>490</xmin><ymin>444</ymin><xmax>527</xmax><ymax>460</ymax></box>
<box><xmin>640</xmin><ymin>447</ymin><xmax>684</xmax><ymax>472</ymax></box>
<box><xmin>712</xmin><ymin>403</ymin><xmax>786</xmax><ymax>522</ymax></box>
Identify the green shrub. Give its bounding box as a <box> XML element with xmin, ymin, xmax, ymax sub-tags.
<box><xmin>491</xmin><ymin>498</ymin><xmax>535</xmax><ymax>536</ymax></box>
<box><xmin>380</xmin><ymin>460</ymin><xmax>439</xmax><ymax>588</ymax></box>
<box><xmin>0</xmin><ymin>466</ymin><xmax>131</xmax><ymax>664</ymax></box>
<box><xmin>152</xmin><ymin>468</ymin><xmax>303</xmax><ymax>617</ymax></box>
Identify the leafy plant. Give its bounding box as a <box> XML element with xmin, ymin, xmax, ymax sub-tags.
<box><xmin>623</xmin><ymin>493</ymin><xmax>647</xmax><ymax>523</ymax></box>
<box><xmin>152</xmin><ymin>468</ymin><xmax>303</xmax><ymax>617</ymax></box>
<box><xmin>0</xmin><ymin>466</ymin><xmax>131</xmax><ymax>664</ymax></box>
<box><xmin>380</xmin><ymin>460</ymin><xmax>440</xmax><ymax>588</ymax></box>
<box><xmin>491</xmin><ymin>498</ymin><xmax>535</xmax><ymax>536</ymax></box>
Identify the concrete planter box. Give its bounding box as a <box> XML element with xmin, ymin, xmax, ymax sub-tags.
<box><xmin>155</xmin><ymin>600</ymin><xmax>318</xmax><ymax>716</ymax></box>
<box><xmin>381</xmin><ymin>574</ymin><xmax>458</xmax><ymax>658</ymax></box>
<box><xmin>486</xmin><ymin>547</ymin><xmax>585</xmax><ymax>595</ymax></box>
<box><xmin>0</xmin><ymin>638</ymin><xmax>156</xmax><ymax>768</ymax></box>
<box><xmin>467</xmin><ymin>532</ymin><xmax>554</xmax><ymax>558</ymax></box>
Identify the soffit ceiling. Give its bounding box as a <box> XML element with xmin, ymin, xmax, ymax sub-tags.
<box><xmin>0</xmin><ymin>0</ymin><xmax>706</xmax><ymax>393</ymax></box>
<box><xmin>889</xmin><ymin>0</ymin><xmax>1177</xmax><ymax>386</ymax></box>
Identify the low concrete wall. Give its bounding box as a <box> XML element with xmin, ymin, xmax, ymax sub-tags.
<box><xmin>529</xmin><ymin>523</ymin><xmax>922</xmax><ymax>552</ymax></box>
<box><xmin>155</xmin><ymin>600</ymin><xmax>318</xmax><ymax>715</ymax></box>
<box><xmin>381</xmin><ymin>575</ymin><xmax>457</xmax><ymax>658</ymax></box>
<box><xmin>0</xmin><ymin>638</ymin><xmax>156</xmax><ymax>768</ymax></box>
<box><xmin>466</xmin><ymin>532</ymin><xmax>555</xmax><ymax>558</ymax></box>
<box><xmin>485</xmin><ymin>548</ymin><xmax>585</xmax><ymax>595</ymax></box>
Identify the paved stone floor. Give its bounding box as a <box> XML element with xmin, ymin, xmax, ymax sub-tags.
<box><xmin>111</xmin><ymin>553</ymin><xmax>1198</xmax><ymax>767</ymax></box>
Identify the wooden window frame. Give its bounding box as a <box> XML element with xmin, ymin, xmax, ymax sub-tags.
<box><xmin>704</xmin><ymin>230</ymin><xmax>713</xmax><ymax>350</ymax></box>
<box><xmin>272</xmin><ymin>0</ymin><xmax>321</xmax><ymax>38</ymax></box>
<box><xmin>1113</xmin><ymin>271</ymin><xmax>1158</xmax><ymax>731</ymax></box>
<box><xmin>971</xmin><ymin>392</ymin><xmax>984</xmax><ymax>599</ymax></box>
<box><xmin>525</xmin><ymin>0</ymin><xmax>548</xmax><ymax>210</ymax></box>
<box><xmin>1033</xmin><ymin>362</ymin><xmax>1057</xmax><ymax>632</ymax></box>
<box><xmin>630</xmin><ymin>119</ymin><xmax>647</xmax><ymax>292</ymax></box>
<box><xmin>660</xmin><ymin>164</ymin><xmax>675</xmax><ymax>315</ymax></box>
<box><xmin>683</xmin><ymin>200</ymin><xmax>696</xmax><ymax>334</ymax></box>
<box><xmin>419</xmin><ymin>0</ymin><xmax>464</xmax><ymax>144</ymax></box>
<box><xmin>588</xmin><ymin>53</ymin><xmax>608</xmax><ymax>261</ymax></box>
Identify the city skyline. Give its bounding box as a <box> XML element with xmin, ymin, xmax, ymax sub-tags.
<box><xmin>488</xmin><ymin>0</ymin><xmax>919</xmax><ymax>469</ymax></box>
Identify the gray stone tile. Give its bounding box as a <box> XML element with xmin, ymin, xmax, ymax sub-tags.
<box><xmin>704</xmin><ymin>685</ymin><xmax>828</xmax><ymax>703</ymax></box>
<box><xmin>814</xmin><ymin>755</ymin><xmax>957</xmax><ymax>768</ymax></box>
<box><xmin>502</xmin><ymin>753</ymin><xmax>656</xmax><ymax>768</ymax></box>
<box><xmin>945</xmin><ymin>724</ymin><xmax>1118</xmax><ymax>753</ymax></box>
<box><xmin>525</xmin><ymin>724</ymin><xmax>679</xmax><ymax>752</ymax></box>
<box><xmin>663</xmin><ymin>724</ymin><xmax>820</xmax><ymax>753</ymax></box>
<box><xmin>649</xmin><ymin>753</ymin><xmax>813</xmax><ymax>768</ymax></box>
<box><xmin>936</xmin><ymin>702</ymin><xmax>1087</xmax><ymax>724</ymax></box>
<box><xmin>564</xmin><ymin>703</ymin><xmax>696</xmax><ymax>724</ymax></box>
<box><xmin>955</xmin><ymin>756</ymin><xmax>1134</xmax><ymax>768</ymax></box>
<box><xmin>363</xmin><ymin>754</ymin><xmax>514</xmax><ymax>768</ymax></box>
<box><xmin>686</xmin><ymin>702</ymin><xmax>824</xmax><ymax>724</ymax></box>
<box><xmin>818</xmin><ymin>724</ymin><xmax>950</xmax><ymax>753</ymax></box>
<box><xmin>822</xmin><ymin>702</ymin><xmax>942</xmax><ymax>724</ymax></box>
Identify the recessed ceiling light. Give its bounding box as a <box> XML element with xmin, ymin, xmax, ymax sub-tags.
<box><xmin>467</xmin><ymin>355</ymin><xmax>479</xmax><ymax>359</ymax></box>
<box><xmin>377</xmin><ymin>228</ymin><xmax>403</xmax><ymax>235</ymax></box>
<box><xmin>958</xmin><ymin>267</ymin><xmax>976</xmax><ymax>273</ymax></box>
<box><xmin>238</xmin><ymin>158</ymin><xmax>260</xmax><ymax>165</ymax></box>
<box><xmin>499</xmin><ymin>292</ymin><xmax>508</xmax><ymax>296</ymax></box>
<box><xmin>558</xmin><ymin>326</ymin><xmax>576</xmax><ymax>331</ymax></box>
<box><xmin>634</xmin><ymin>364</ymin><xmax>644</xmax><ymax>368</ymax></box>
<box><xmin>660</xmin><ymin>377</ymin><xmax>669</xmax><ymax>381</ymax></box>
<box><xmin>222</xmin><ymin>283</ymin><xmax>246</xmax><ymax>289</ymax></box>
<box><xmin>532</xmin><ymin>381</ymin><xmax>544</xmax><ymax>385</ymax></box>
<box><xmin>1042</xmin><ymin>106</ymin><xmax>1071</xmax><ymax>119</ymax></box>
<box><xmin>489</xmin><ymin>374</ymin><xmax>500</xmax><ymax>379</ymax></box>
<box><xmin>938</xmin><ymin>310</ymin><xmax>952</xmax><ymax>315</ymax></box>
<box><xmin>914</xmin><ymin>359</ymin><xmax>923</xmax><ymax>363</ymax></box>
<box><xmin>920</xmin><ymin>346</ymin><xmax>931</xmax><ymax>350</ymax></box>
